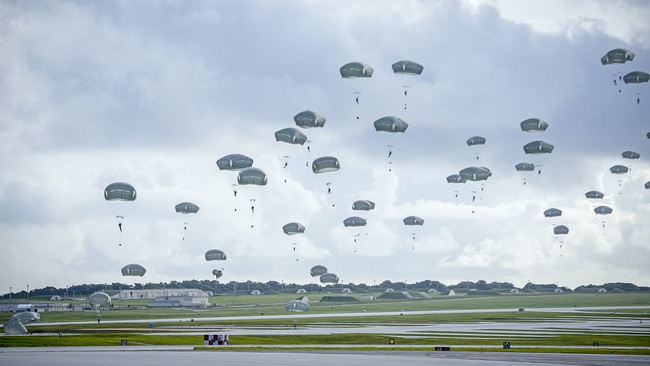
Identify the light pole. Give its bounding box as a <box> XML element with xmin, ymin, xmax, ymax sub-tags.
<box><xmin>9</xmin><ymin>287</ymin><xmax>12</xmax><ymax>300</ymax></box>
<box><xmin>26</xmin><ymin>285</ymin><xmax>29</xmax><ymax>300</ymax></box>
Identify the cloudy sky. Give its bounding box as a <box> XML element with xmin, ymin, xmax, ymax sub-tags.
<box><xmin>1</xmin><ymin>0</ymin><xmax>649</xmax><ymax>294</ymax></box>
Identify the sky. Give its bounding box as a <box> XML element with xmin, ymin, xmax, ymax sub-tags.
<box><xmin>1</xmin><ymin>0</ymin><xmax>649</xmax><ymax>294</ymax></box>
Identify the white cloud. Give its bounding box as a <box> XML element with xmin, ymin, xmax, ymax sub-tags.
<box><xmin>1</xmin><ymin>0</ymin><xmax>649</xmax><ymax>293</ymax></box>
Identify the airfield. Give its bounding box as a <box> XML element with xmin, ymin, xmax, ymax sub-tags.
<box><xmin>0</xmin><ymin>293</ymin><xmax>650</xmax><ymax>365</ymax></box>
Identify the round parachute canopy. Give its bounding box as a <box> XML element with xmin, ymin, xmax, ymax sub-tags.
<box><xmin>645</xmin><ymin>181</ymin><xmax>650</xmax><ymax>189</ymax></box>
<box><xmin>459</xmin><ymin>167</ymin><xmax>492</xmax><ymax>181</ymax></box>
<box><xmin>515</xmin><ymin>162</ymin><xmax>535</xmax><ymax>172</ymax></box>
<box><xmin>601</xmin><ymin>48</ymin><xmax>635</xmax><ymax>65</ymax></box>
<box><xmin>466</xmin><ymin>136</ymin><xmax>486</xmax><ymax>146</ymax></box>
<box><xmin>212</xmin><ymin>269</ymin><xmax>223</xmax><ymax>279</ymax></box>
<box><xmin>285</xmin><ymin>299</ymin><xmax>310</xmax><ymax>312</ymax></box>
<box><xmin>320</xmin><ymin>272</ymin><xmax>340</xmax><ymax>284</ymax></box>
<box><xmin>216</xmin><ymin>154</ymin><xmax>254</xmax><ymax>171</ymax></box>
<box><xmin>647</xmin><ymin>131</ymin><xmax>650</xmax><ymax>139</ymax></box>
<box><xmin>544</xmin><ymin>208</ymin><xmax>562</xmax><ymax>218</ymax></box>
<box><xmin>403</xmin><ymin>216</ymin><xmax>424</xmax><ymax>226</ymax></box>
<box><xmin>175</xmin><ymin>202</ymin><xmax>199</xmax><ymax>214</ymax></box>
<box><xmin>594</xmin><ymin>205</ymin><xmax>613</xmax><ymax>215</ymax></box>
<box><xmin>623</xmin><ymin>71</ymin><xmax>650</xmax><ymax>84</ymax></box>
<box><xmin>374</xmin><ymin>116</ymin><xmax>409</xmax><ymax>133</ymax></box>
<box><xmin>609</xmin><ymin>165</ymin><xmax>629</xmax><ymax>174</ymax></box>
<box><xmin>520</xmin><ymin>118</ymin><xmax>549</xmax><ymax>132</ymax></box>
<box><xmin>343</xmin><ymin>216</ymin><xmax>367</xmax><ymax>227</ymax></box>
<box><xmin>312</xmin><ymin>156</ymin><xmax>340</xmax><ymax>174</ymax></box>
<box><xmin>121</xmin><ymin>263</ymin><xmax>146</xmax><ymax>277</ymax></box>
<box><xmin>553</xmin><ymin>225</ymin><xmax>569</xmax><ymax>235</ymax></box>
<box><xmin>104</xmin><ymin>182</ymin><xmax>137</xmax><ymax>201</ymax></box>
<box><xmin>340</xmin><ymin>62</ymin><xmax>374</xmax><ymax>79</ymax></box>
<box><xmin>89</xmin><ymin>292</ymin><xmax>112</xmax><ymax>306</ymax></box>
<box><xmin>310</xmin><ymin>265</ymin><xmax>328</xmax><ymax>277</ymax></box>
<box><xmin>622</xmin><ymin>151</ymin><xmax>640</xmax><ymax>159</ymax></box>
<box><xmin>523</xmin><ymin>141</ymin><xmax>554</xmax><ymax>154</ymax></box>
<box><xmin>275</xmin><ymin>127</ymin><xmax>308</xmax><ymax>145</ymax></box>
<box><xmin>282</xmin><ymin>222</ymin><xmax>306</xmax><ymax>235</ymax></box>
<box><xmin>352</xmin><ymin>200</ymin><xmax>375</xmax><ymax>211</ymax></box>
<box><xmin>585</xmin><ymin>190</ymin><xmax>604</xmax><ymax>199</ymax></box>
<box><xmin>392</xmin><ymin>60</ymin><xmax>424</xmax><ymax>75</ymax></box>
<box><xmin>205</xmin><ymin>249</ymin><xmax>227</xmax><ymax>261</ymax></box>
<box><xmin>446</xmin><ymin>174</ymin><xmax>466</xmax><ymax>183</ymax></box>
<box><xmin>237</xmin><ymin>167</ymin><xmax>268</xmax><ymax>185</ymax></box>
<box><xmin>294</xmin><ymin>110</ymin><xmax>326</xmax><ymax>129</ymax></box>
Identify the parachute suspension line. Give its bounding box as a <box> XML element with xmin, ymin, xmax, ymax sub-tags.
<box><xmin>292</xmin><ymin>242</ymin><xmax>298</xmax><ymax>261</ymax></box>
<box><xmin>182</xmin><ymin>221</ymin><xmax>188</xmax><ymax>241</ymax></box>
<box><xmin>326</xmin><ymin>182</ymin><xmax>334</xmax><ymax>207</ymax></box>
<box><xmin>283</xmin><ymin>156</ymin><xmax>291</xmax><ymax>183</ymax></box>
<box><xmin>250</xmin><ymin>198</ymin><xmax>256</xmax><ymax>229</ymax></box>
<box><xmin>232</xmin><ymin>184</ymin><xmax>238</xmax><ymax>212</ymax></box>
<box><xmin>354</xmin><ymin>91</ymin><xmax>361</xmax><ymax>120</ymax></box>
<box><xmin>402</xmin><ymin>85</ymin><xmax>409</xmax><ymax>110</ymax></box>
<box><xmin>411</xmin><ymin>232</ymin><xmax>416</xmax><ymax>250</ymax></box>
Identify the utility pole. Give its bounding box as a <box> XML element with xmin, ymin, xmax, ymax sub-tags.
<box><xmin>9</xmin><ymin>287</ymin><xmax>12</xmax><ymax>300</ymax></box>
<box><xmin>26</xmin><ymin>285</ymin><xmax>29</xmax><ymax>300</ymax></box>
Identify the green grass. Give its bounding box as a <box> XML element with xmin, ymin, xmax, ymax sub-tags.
<box><xmin>2</xmin><ymin>292</ymin><xmax>649</xmax><ymax>354</ymax></box>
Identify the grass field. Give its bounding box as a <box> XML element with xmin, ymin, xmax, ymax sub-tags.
<box><xmin>2</xmin><ymin>292</ymin><xmax>649</xmax><ymax>354</ymax></box>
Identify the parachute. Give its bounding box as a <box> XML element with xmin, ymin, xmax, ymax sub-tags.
<box><xmin>553</xmin><ymin>225</ymin><xmax>569</xmax><ymax>235</ymax></box>
<box><xmin>343</xmin><ymin>216</ymin><xmax>367</xmax><ymax>227</ymax></box>
<box><xmin>340</xmin><ymin>62</ymin><xmax>373</xmax><ymax>119</ymax></box>
<box><xmin>104</xmin><ymin>182</ymin><xmax>137</xmax><ymax>245</ymax></box>
<box><xmin>623</xmin><ymin>71</ymin><xmax>650</xmax><ymax>84</ymax></box>
<box><xmin>216</xmin><ymin>154</ymin><xmax>254</xmax><ymax>171</ymax></box>
<box><xmin>175</xmin><ymin>202</ymin><xmax>199</xmax><ymax>241</ymax></box>
<box><xmin>275</xmin><ymin>127</ymin><xmax>308</xmax><ymax>145</ymax></box>
<box><xmin>121</xmin><ymin>263</ymin><xmax>146</xmax><ymax>277</ymax></box>
<box><xmin>466</xmin><ymin>136</ymin><xmax>486</xmax><ymax>160</ymax></box>
<box><xmin>392</xmin><ymin>60</ymin><xmax>424</xmax><ymax>75</ymax></box>
<box><xmin>459</xmin><ymin>167</ymin><xmax>492</xmax><ymax>181</ymax></box>
<box><xmin>294</xmin><ymin>110</ymin><xmax>326</xmax><ymax>128</ymax></box>
<box><xmin>404</xmin><ymin>216</ymin><xmax>424</xmax><ymax>249</ymax></box>
<box><xmin>104</xmin><ymin>182</ymin><xmax>137</xmax><ymax>202</ymax></box>
<box><xmin>175</xmin><ymin>202</ymin><xmax>199</xmax><ymax>214</ymax></box>
<box><xmin>89</xmin><ymin>292</ymin><xmax>112</xmax><ymax>306</ymax></box>
<box><xmin>282</xmin><ymin>222</ymin><xmax>306</xmax><ymax>235</ymax></box>
<box><xmin>622</xmin><ymin>151</ymin><xmax>640</xmax><ymax>159</ymax></box>
<box><xmin>310</xmin><ymin>265</ymin><xmax>328</xmax><ymax>277</ymax></box>
<box><xmin>392</xmin><ymin>60</ymin><xmax>423</xmax><ymax>109</ymax></box>
<box><xmin>520</xmin><ymin>118</ymin><xmax>549</xmax><ymax>132</ymax></box>
<box><xmin>374</xmin><ymin>116</ymin><xmax>409</xmax><ymax>133</ymax></box>
<box><xmin>515</xmin><ymin>163</ymin><xmax>535</xmax><ymax>172</ymax></box>
<box><xmin>340</xmin><ymin>62</ymin><xmax>374</xmax><ymax>79</ymax></box>
<box><xmin>212</xmin><ymin>268</ymin><xmax>223</xmax><ymax>279</ymax></box>
<box><xmin>352</xmin><ymin>200</ymin><xmax>375</xmax><ymax>211</ymax></box>
<box><xmin>523</xmin><ymin>141</ymin><xmax>554</xmax><ymax>154</ymax></box>
<box><xmin>205</xmin><ymin>249</ymin><xmax>227</xmax><ymax>261</ymax></box>
<box><xmin>544</xmin><ymin>208</ymin><xmax>562</xmax><ymax>218</ymax></box>
<box><xmin>594</xmin><ymin>205</ymin><xmax>613</xmax><ymax>215</ymax></box>
<box><xmin>585</xmin><ymin>190</ymin><xmax>605</xmax><ymax>199</ymax></box>
<box><xmin>312</xmin><ymin>156</ymin><xmax>340</xmax><ymax>174</ymax></box>
<box><xmin>285</xmin><ymin>299</ymin><xmax>310</xmax><ymax>312</ymax></box>
<box><xmin>403</xmin><ymin>216</ymin><xmax>424</xmax><ymax>226</ymax></box>
<box><xmin>447</xmin><ymin>174</ymin><xmax>466</xmax><ymax>183</ymax></box>
<box><xmin>609</xmin><ymin>165</ymin><xmax>629</xmax><ymax>174</ymax></box>
<box><xmin>601</xmin><ymin>48</ymin><xmax>635</xmax><ymax>65</ymax></box>
<box><xmin>237</xmin><ymin>167</ymin><xmax>268</xmax><ymax>185</ymax></box>
<box><xmin>320</xmin><ymin>272</ymin><xmax>340</xmax><ymax>284</ymax></box>
<box><xmin>645</xmin><ymin>181</ymin><xmax>650</xmax><ymax>189</ymax></box>
<box><xmin>466</xmin><ymin>136</ymin><xmax>486</xmax><ymax>146</ymax></box>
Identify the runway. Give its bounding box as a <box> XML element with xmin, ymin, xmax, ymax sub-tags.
<box><xmin>1</xmin><ymin>347</ymin><xmax>650</xmax><ymax>366</ymax></box>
